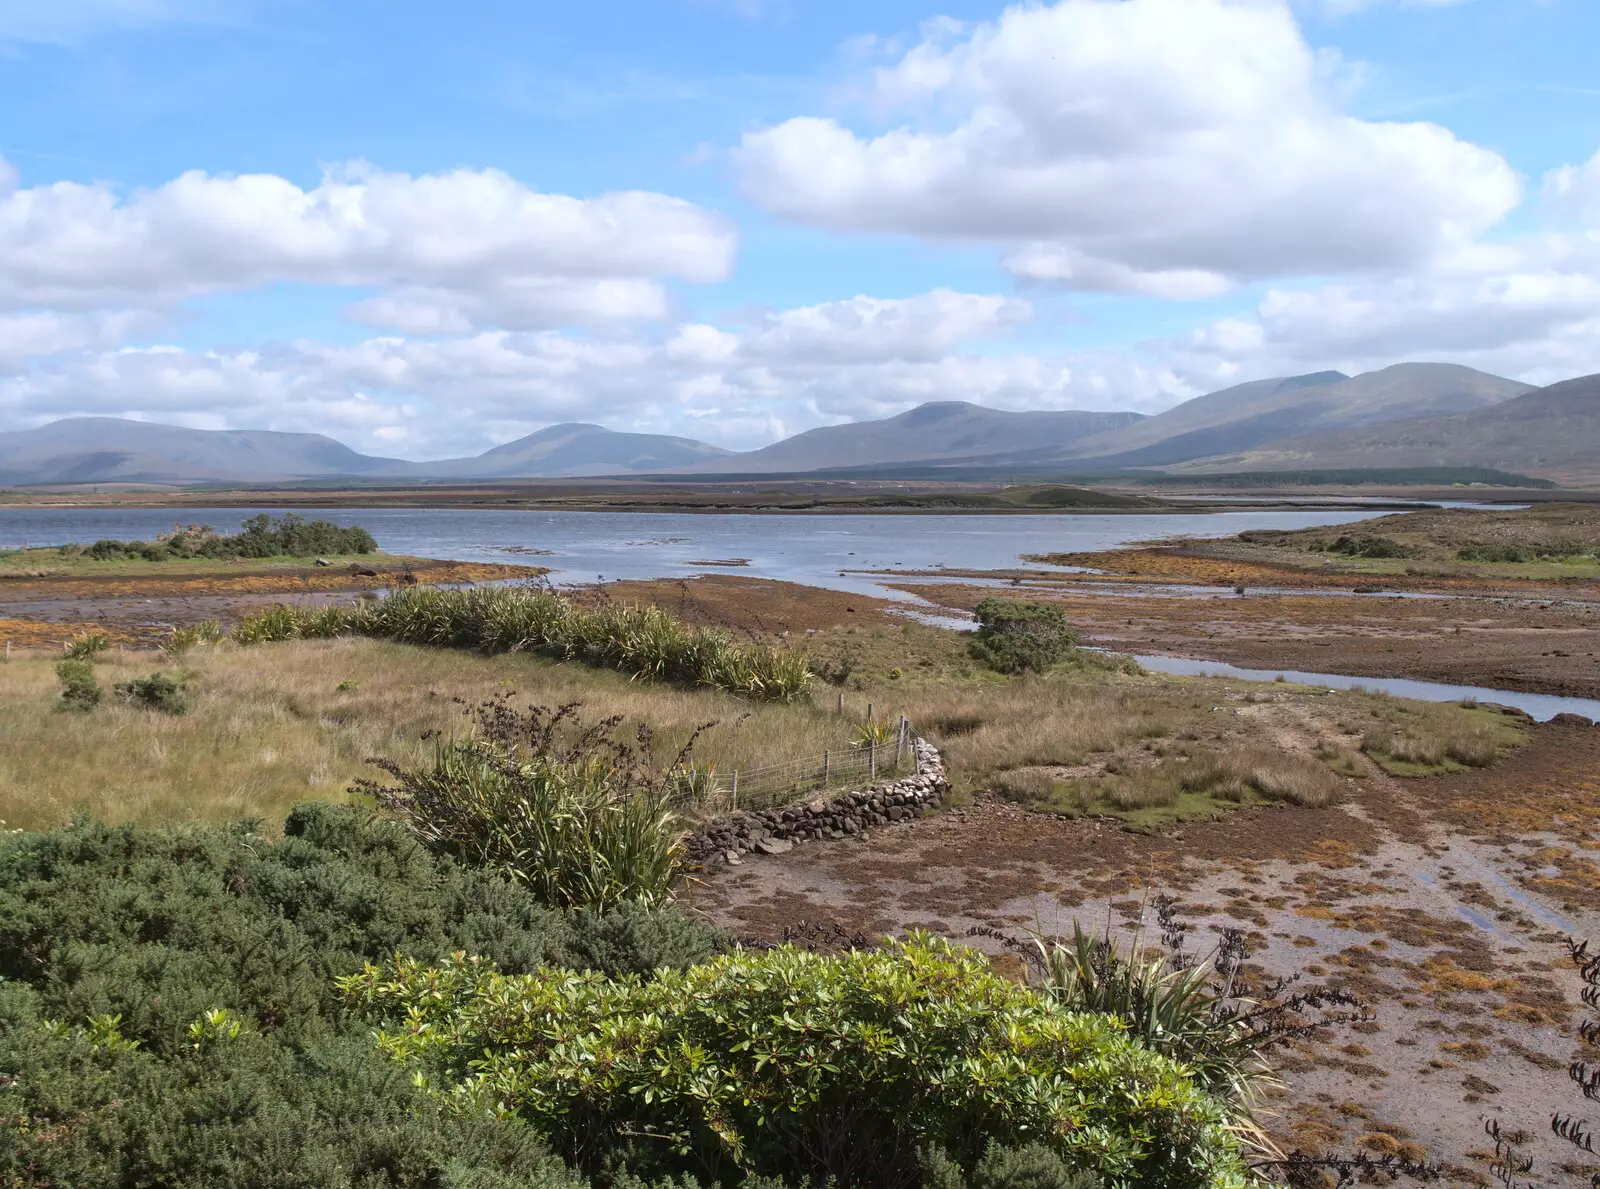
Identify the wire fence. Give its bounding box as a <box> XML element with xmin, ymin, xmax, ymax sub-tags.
<box><xmin>669</xmin><ymin>716</ymin><xmax>918</xmax><ymax>817</ymax></box>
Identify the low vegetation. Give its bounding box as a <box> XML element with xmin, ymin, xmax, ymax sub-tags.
<box><xmin>0</xmin><ymin>804</ymin><xmax>726</xmax><ymax>1189</ymax></box>
<box><xmin>66</xmin><ymin>512</ymin><xmax>376</xmax><ymax>563</ymax></box>
<box><xmin>0</xmin><ymin>638</ymin><xmax>851</xmax><ymax>831</ymax></box>
<box><xmin>345</xmin><ymin>934</ymin><xmax>1248</xmax><ymax>1188</ymax></box>
<box><xmin>232</xmin><ymin>585</ymin><xmax>813</xmax><ymax>701</ymax></box>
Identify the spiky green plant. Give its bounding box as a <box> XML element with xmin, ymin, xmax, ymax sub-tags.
<box><xmin>65</xmin><ymin>631</ymin><xmax>111</xmax><ymax>660</ymax></box>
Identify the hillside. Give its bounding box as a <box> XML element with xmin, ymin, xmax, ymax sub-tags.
<box><xmin>415</xmin><ymin>423</ymin><xmax>734</xmax><ymax>478</ymax></box>
<box><xmin>1060</xmin><ymin>363</ymin><xmax>1530</xmax><ymax>469</ymax></box>
<box><xmin>0</xmin><ymin>418</ymin><xmax>405</xmax><ymax>485</ymax></box>
<box><xmin>1171</xmin><ymin>372</ymin><xmax>1600</xmax><ymax>483</ymax></box>
<box><xmin>691</xmin><ymin>402</ymin><xmax>1145</xmax><ymax>474</ymax></box>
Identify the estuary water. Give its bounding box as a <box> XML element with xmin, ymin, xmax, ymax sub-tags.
<box><xmin>0</xmin><ymin>504</ymin><xmax>1396</xmax><ymax>598</ymax></box>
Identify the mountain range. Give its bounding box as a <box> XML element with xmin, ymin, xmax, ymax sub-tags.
<box><xmin>0</xmin><ymin>361</ymin><xmax>1590</xmax><ymax>486</ymax></box>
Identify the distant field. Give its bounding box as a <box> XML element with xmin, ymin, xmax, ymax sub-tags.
<box><xmin>0</xmin><ymin>546</ymin><xmax>416</xmax><ymax>580</ymax></box>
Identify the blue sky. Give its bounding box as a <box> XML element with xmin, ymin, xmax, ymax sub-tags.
<box><xmin>1</xmin><ymin>0</ymin><xmax>1599</xmax><ymax>457</ymax></box>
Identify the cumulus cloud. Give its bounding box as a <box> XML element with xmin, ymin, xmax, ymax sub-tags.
<box><xmin>0</xmin><ymin>159</ymin><xmax>736</xmax><ymax>331</ymax></box>
<box><xmin>736</xmin><ymin>0</ymin><xmax>1519</xmax><ymax>295</ymax></box>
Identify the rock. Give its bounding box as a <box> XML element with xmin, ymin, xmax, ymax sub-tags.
<box><xmin>724</xmin><ymin>851</ymin><xmax>743</xmax><ymax>865</ymax></box>
<box><xmin>1550</xmin><ymin>712</ymin><xmax>1594</xmax><ymax>728</ymax></box>
<box><xmin>314</xmin><ymin>557</ymin><xmax>333</xmax><ymax>567</ymax></box>
<box><xmin>756</xmin><ymin>838</ymin><xmax>793</xmax><ymax>856</ymax></box>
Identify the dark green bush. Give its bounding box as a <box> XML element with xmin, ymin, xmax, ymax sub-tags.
<box><xmin>0</xmin><ymin>804</ymin><xmax>725</xmax><ymax>1188</ymax></box>
<box><xmin>967</xmin><ymin>598</ymin><xmax>1079</xmax><ymax>675</ymax></box>
<box><xmin>1326</xmin><ymin>535</ymin><xmax>1414</xmax><ymax>559</ymax></box>
<box><xmin>113</xmin><ymin>670</ymin><xmax>190</xmax><ymax>714</ymax></box>
<box><xmin>55</xmin><ymin>658</ymin><xmax>101</xmax><ymax>711</ymax></box>
<box><xmin>77</xmin><ymin>513</ymin><xmax>377</xmax><ymax>563</ymax></box>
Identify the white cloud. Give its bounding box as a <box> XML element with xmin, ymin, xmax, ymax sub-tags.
<box><xmin>736</xmin><ymin>0</ymin><xmax>1519</xmax><ymax>295</ymax></box>
<box><xmin>0</xmin><ymin>159</ymin><xmax>736</xmax><ymax>331</ymax></box>
<box><xmin>1545</xmin><ymin>149</ymin><xmax>1600</xmax><ymax>227</ymax></box>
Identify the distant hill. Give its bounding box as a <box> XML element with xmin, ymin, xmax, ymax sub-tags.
<box><xmin>1170</xmin><ymin>372</ymin><xmax>1600</xmax><ymax>484</ymax></box>
<box><xmin>415</xmin><ymin>423</ymin><xmax>734</xmax><ymax>479</ymax></box>
<box><xmin>688</xmin><ymin>402</ymin><xmax>1146</xmax><ymax>474</ymax></box>
<box><xmin>1058</xmin><ymin>364</ymin><xmax>1531</xmax><ymax>469</ymax></box>
<box><xmin>0</xmin><ymin>418</ymin><xmax>405</xmax><ymax>486</ymax></box>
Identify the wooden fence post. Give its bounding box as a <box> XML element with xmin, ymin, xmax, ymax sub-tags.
<box><xmin>869</xmin><ymin>738</ymin><xmax>877</xmax><ymax>781</ymax></box>
<box><xmin>867</xmin><ymin>702</ymin><xmax>874</xmax><ymax>725</ymax></box>
<box><xmin>897</xmin><ymin>715</ymin><xmax>907</xmax><ymax>767</ymax></box>
<box><xmin>837</xmin><ymin>691</ymin><xmax>844</xmax><ymax>716</ymax></box>
<box><xmin>731</xmin><ymin>770</ymin><xmax>739</xmax><ymax>812</ymax></box>
<box><xmin>823</xmin><ymin>750</ymin><xmax>830</xmax><ymax>787</ymax></box>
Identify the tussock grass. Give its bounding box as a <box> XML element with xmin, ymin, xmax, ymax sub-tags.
<box><xmin>0</xmin><ymin>638</ymin><xmax>849</xmax><ymax>832</ymax></box>
<box><xmin>232</xmin><ymin>586</ymin><xmax>812</xmax><ymax>702</ymax></box>
<box><xmin>1355</xmin><ymin>697</ymin><xmax>1522</xmax><ymax>776</ymax></box>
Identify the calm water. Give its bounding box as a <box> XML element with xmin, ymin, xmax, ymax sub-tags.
<box><xmin>0</xmin><ymin>505</ymin><xmax>1397</xmax><ymax>598</ymax></box>
<box><xmin>1129</xmin><ymin>654</ymin><xmax>1600</xmax><ymax>723</ymax></box>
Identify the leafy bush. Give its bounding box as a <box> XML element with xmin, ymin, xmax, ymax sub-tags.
<box><xmin>54</xmin><ymin>658</ymin><xmax>101</xmax><ymax>711</ymax></box>
<box><xmin>0</xmin><ymin>804</ymin><xmax>725</xmax><ymax>1189</ymax></box>
<box><xmin>921</xmin><ymin>1143</ymin><xmax>1102</xmax><ymax>1189</ymax></box>
<box><xmin>967</xmin><ymin>599</ymin><xmax>1079</xmax><ymax>675</ymax></box>
<box><xmin>231</xmin><ymin>585</ymin><xmax>813</xmax><ymax>702</ymax></box>
<box><xmin>77</xmin><ymin>513</ymin><xmax>377</xmax><ymax>564</ymax></box>
<box><xmin>112</xmin><ymin>670</ymin><xmax>190</xmax><ymax>714</ymax></box>
<box><xmin>355</xmin><ymin>701</ymin><xmax>689</xmax><ymax>910</ymax></box>
<box><xmin>342</xmin><ymin>934</ymin><xmax>1249</xmax><ymax>1189</ymax></box>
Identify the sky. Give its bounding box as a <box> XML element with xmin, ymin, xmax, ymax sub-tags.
<box><xmin>1</xmin><ymin>0</ymin><xmax>1599</xmax><ymax>460</ymax></box>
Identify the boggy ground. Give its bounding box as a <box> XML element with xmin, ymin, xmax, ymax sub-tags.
<box><xmin>692</xmin><ymin>721</ymin><xmax>1600</xmax><ymax>1186</ymax></box>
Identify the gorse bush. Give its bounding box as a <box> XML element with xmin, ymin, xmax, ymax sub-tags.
<box><xmin>72</xmin><ymin>512</ymin><xmax>376</xmax><ymax>563</ymax></box>
<box><xmin>54</xmin><ymin>658</ymin><xmax>101</xmax><ymax>711</ymax></box>
<box><xmin>113</xmin><ymin>670</ymin><xmax>190</xmax><ymax>715</ymax></box>
<box><xmin>356</xmin><ymin>700</ymin><xmax>690</xmax><ymax>910</ymax></box>
<box><xmin>231</xmin><ymin>585</ymin><xmax>813</xmax><ymax>701</ymax></box>
<box><xmin>0</xmin><ymin>804</ymin><xmax>725</xmax><ymax>1189</ymax></box>
<box><xmin>967</xmin><ymin>599</ymin><xmax>1079</xmax><ymax>675</ymax></box>
<box><xmin>343</xmin><ymin>933</ymin><xmax>1249</xmax><ymax>1189</ymax></box>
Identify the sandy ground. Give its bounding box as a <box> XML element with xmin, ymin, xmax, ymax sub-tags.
<box><xmin>692</xmin><ymin>721</ymin><xmax>1600</xmax><ymax>1186</ymax></box>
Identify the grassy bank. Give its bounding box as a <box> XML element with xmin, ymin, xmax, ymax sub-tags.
<box><xmin>0</xmin><ymin>639</ymin><xmax>849</xmax><ymax>832</ymax></box>
<box><xmin>0</xmin><ymin>618</ymin><xmax>1528</xmax><ymax>833</ymax></box>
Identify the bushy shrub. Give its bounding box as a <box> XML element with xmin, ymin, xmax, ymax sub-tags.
<box><xmin>54</xmin><ymin>658</ymin><xmax>101</xmax><ymax>711</ymax></box>
<box><xmin>0</xmin><ymin>804</ymin><xmax>725</xmax><ymax>1189</ymax></box>
<box><xmin>356</xmin><ymin>702</ymin><xmax>688</xmax><ymax>910</ymax></box>
<box><xmin>231</xmin><ymin>586</ymin><xmax>813</xmax><ymax>701</ymax></box>
<box><xmin>113</xmin><ymin>670</ymin><xmax>190</xmax><ymax>714</ymax></box>
<box><xmin>967</xmin><ymin>598</ymin><xmax>1079</xmax><ymax>675</ymax></box>
<box><xmin>162</xmin><ymin>619</ymin><xmax>224</xmax><ymax>658</ymax></box>
<box><xmin>342</xmin><ymin>934</ymin><xmax>1248</xmax><ymax>1189</ymax></box>
<box><xmin>1327</xmin><ymin>535</ymin><xmax>1414</xmax><ymax>559</ymax></box>
<box><xmin>77</xmin><ymin>513</ymin><xmax>376</xmax><ymax>564</ymax></box>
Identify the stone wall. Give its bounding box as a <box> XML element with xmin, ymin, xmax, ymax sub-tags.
<box><xmin>686</xmin><ymin>738</ymin><xmax>948</xmax><ymax>866</ymax></box>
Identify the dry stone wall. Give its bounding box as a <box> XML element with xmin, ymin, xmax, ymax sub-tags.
<box><xmin>687</xmin><ymin>738</ymin><xmax>948</xmax><ymax>866</ymax></box>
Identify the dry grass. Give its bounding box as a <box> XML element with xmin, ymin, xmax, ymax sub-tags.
<box><xmin>1354</xmin><ymin>696</ymin><xmax>1524</xmax><ymax>776</ymax></box>
<box><xmin>0</xmin><ymin>638</ymin><xmax>856</xmax><ymax>832</ymax></box>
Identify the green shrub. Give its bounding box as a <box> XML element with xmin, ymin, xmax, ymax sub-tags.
<box><xmin>0</xmin><ymin>804</ymin><xmax>726</xmax><ymax>1189</ymax></box>
<box><xmin>113</xmin><ymin>671</ymin><xmax>190</xmax><ymax>714</ymax></box>
<box><xmin>343</xmin><ymin>934</ymin><xmax>1248</xmax><ymax>1189</ymax></box>
<box><xmin>163</xmin><ymin>619</ymin><xmax>224</xmax><ymax>657</ymax></box>
<box><xmin>77</xmin><ymin>513</ymin><xmax>377</xmax><ymax>563</ymax></box>
<box><xmin>921</xmin><ymin>1142</ymin><xmax>1103</xmax><ymax>1189</ymax></box>
<box><xmin>1327</xmin><ymin>535</ymin><xmax>1414</xmax><ymax>559</ymax></box>
<box><xmin>967</xmin><ymin>599</ymin><xmax>1079</xmax><ymax>675</ymax></box>
<box><xmin>54</xmin><ymin>658</ymin><xmax>101</xmax><ymax>711</ymax></box>
<box><xmin>65</xmin><ymin>631</ymin><xmax>111</xmax><ymax>660</ymax></box>
<box><xmin>355</xmin><ymin>702</ymin><xmax>687</xmax><ymax>911</ymax></box>
<box><xmin>231</xmin><ymin>586</ymin><xmax>813</xmax><ymax>702</ymax></box>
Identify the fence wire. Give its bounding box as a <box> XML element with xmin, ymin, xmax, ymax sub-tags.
<box><xmin>669</xmin><ymin>720</ymin><xmax>916</xmax><ymax>816</ymax></box>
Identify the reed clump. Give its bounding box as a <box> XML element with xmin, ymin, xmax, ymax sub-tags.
<box><xmin>231</xmin><ymin>586</ymin><xmax>812</xmax><ymax>702</ymax></box>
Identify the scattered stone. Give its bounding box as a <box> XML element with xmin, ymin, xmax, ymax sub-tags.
<box><xmin>756</xmin><ymin>837</ymin><xmax>793</xmax><ymax>856</ymax></box>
